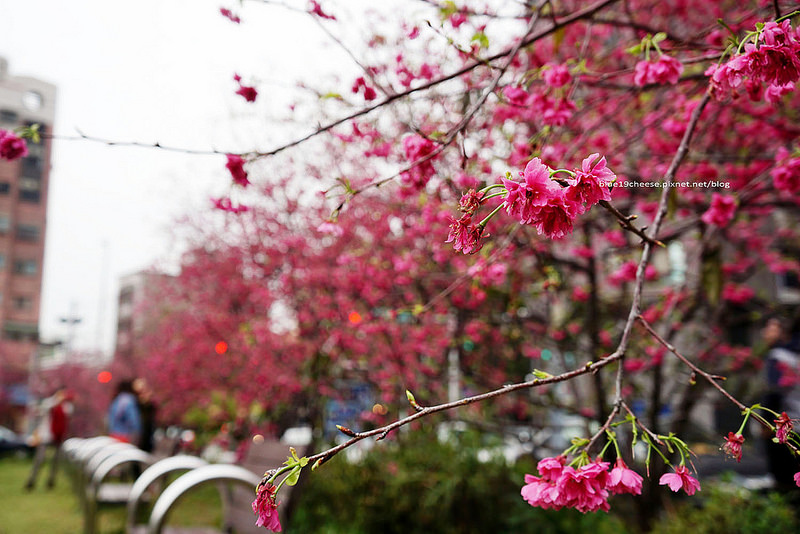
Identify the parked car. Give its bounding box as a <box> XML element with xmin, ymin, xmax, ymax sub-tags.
<box><xmin>0</xmin><ymin>425</ymin><xmax>33</xmax><ymax>457</ymax></box>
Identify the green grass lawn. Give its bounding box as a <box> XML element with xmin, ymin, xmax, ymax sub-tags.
<box><xmin>0</xmin><ymin>451</ymin><xmax>223</xmax><ymax>534</ymax></box>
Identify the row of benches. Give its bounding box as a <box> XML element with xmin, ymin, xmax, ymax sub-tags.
<box><xmin>63</xmin><ymin>435</ymin><xmax>305</xmax><ymax>534</ymax></box>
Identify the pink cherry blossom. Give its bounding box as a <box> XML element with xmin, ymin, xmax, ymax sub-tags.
<box><xmin>0</xmin><ymin>129</ymin><xmax>28</xmax><ymax>161</ymax></box>
<box><xmin>459</xmin><ymin>189</ymin><xmax>484</xmax><ymax>215</ymax></box>
<box><xmin>225</xmin><ymin>154</ymin><xmax>250</xmax><ymax>187</ymax></box>
<box><xmin>565</xmin><ymin>153</ymin><xmax>614</xmax><ymax>212</ymax></box>
<box><xmin>795</xmin><ymin>472</ymin><xmax>800</xmax><ymax>488</ymax></box>
<box><xmin>401</xmin><ymin>134</ymin><xmax>438</xmax><ymax>189</ymax></box>
<box><xmin>771</xmin><ymin>147</ymin><xmax>800</xmax><ymax>193</ymax></box>
<box><xmin>531</xmin><ymin>192</ymin><xmax>578</xmax><ymax>240</ymax></box>
<box><xmin>659</xmin><ymin>465</ymin><xmax>701</xmax><ymax>496</ymax></box>
<box><xmin>607</xmin><ymin>458</ymin><xmax>643</xmax><ymax>495</ymax></box>
<box><xmin>252</xmin><ymin>481</ymin><xmax>282</xmax><ymax>531</ymax></box>
<box><xmin>555</xmin><ymin>461</ymin><xmax>611</xmax><ymax>513</ymax></box>
<box><xmin>236</xmin><ymin>85</ymin><xmax>258</xmax><ymax>103</ymax></box>
<box><xmin>700</xmin><ymin>193</ymin><xmax>736</xmax><ymax>227</ymax></box>
<box><xmin>634</xmin><ymin>55</ymin><xmax>684</xmax><ymax>86</ymax></box>
<box><xmin>309</xmin><ymin>0</ymin><xmax>335</xmax><ymax>20</ymax></box>
<box><xmin>219</xmin><ymin>7</ymin><xmax>241</xmax><ymax>24</ymax></box>
<box><xmin>542</xmin><ymin>63</ymin><xmax>572</xmax><ymax>88</ymax></box>
<box><xmin>211</xmin><ymin>197</ymin><xmax>249</xmax><ymax>214</ymax></box>
<box><xmin>502</xmin><ymin>157</ymin><xmax>559</xmax><ymax>223</ymax></box>
<box><xmin>722</xmin><ymin>432</ymin><xmax>744</xmax><ymax>462</ymax></box>
<box><xmin>775</xmin><ymin>412</ymin><xmax>793</xmax><ymax>444</ymax></box>
<box><xmin>446</xmin><ymin>214</ymin><xmax>485</xmax><ymax>254</ymax></box>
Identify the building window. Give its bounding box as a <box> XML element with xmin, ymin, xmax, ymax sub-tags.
<box><xmin>2</xmin><ymin>321</ymin><xmax>38</xmax><ymax>342</ymax></box>
<box><xmin>12</xmin><ymin>296</ymin><xmax>32</xmax><ymax>311</ymax></box>
<box><xmin>0</xmin><ymin>109</ymin><xmax>18</xmax><ymax>124</ymax></box>
<box><xmin>0</xmin><ymin>182</ymin><xmax>9</xmax><ymax>195</ymax></box>
<box><xmin>19</xmin><ymin>177</ymin><xmax>41</xmax><ymax>203</ymax></box>
<box><xmin>0</xmin><ymin>254</ymin><xmax>5</xmax><ymax>270</ymax></box>
<box><xmin>21</xmin><ymin>156</ymin><xmax>43</xmax><ymax>180</ymax></box>
<box><xmin>15</xmin><ymin>224</ymin><xmax>39</xmax><ymax>242</ymax></box>
<box><xmin>13</xmin><ymin>259</ymin><xmax>37</xmax><ymax>275</ymax></box>
<box><xmin>0</xmin><ymin>214</ymin><xmax>9</xmax><ymax>234</ymax></box>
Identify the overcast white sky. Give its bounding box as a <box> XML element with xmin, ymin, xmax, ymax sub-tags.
<box><xmin>0</xmin><ymin>0</ymin><xmax>377</xmax><ymax>355</ymax></box>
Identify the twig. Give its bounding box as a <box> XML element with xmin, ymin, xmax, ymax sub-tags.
<box><xmin>307</xmin><ymin>350</ymin><xmax>623</xmax><ymax>467</ymax></box>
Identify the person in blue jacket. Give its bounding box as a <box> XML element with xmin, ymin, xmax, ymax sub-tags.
<box><xmin>108</xmin><ymin>379</ymin><xmax>141</xmax><ymax>444</ymax></box>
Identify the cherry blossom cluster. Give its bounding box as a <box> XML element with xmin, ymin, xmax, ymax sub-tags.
<box><xmin>447</xmin><ymin>154</ymin><xmax>615</xmax><ymax>254</ymax></box>
<box><xmin>351</xmin><ymin>76</ymin><xmax>377</xmax><ymax>101</ymax></box>
<box><xmin>521</xmin><ymin>456</ymin><xmax>644</xmax><ymax>513</ymax></box>
<box><xmin>721</xmin><ymin>407</ymin><xmax>800</xmax><ymax>487</ymax></box>
<box><xmin>496</xmin><ymin>83</ymin><xmax>575</xmax><ymax>127</ymax></box>
<box><xmin>634</xmin><ymin>55</ymin><xmax>683</xmax><ymax>86</ymax></box>
<box><xmin>707</xmin><ymin>20</ymin><xmax>800</xmax><ymax>101</ymax></box>
<box><xmin>0</xmin><ymin>129</ymin><xmax>27</xmax><ymax>161</ymax></box>
<box><xmin>771</xmin><ymin>146</ymin><xmax>800</xmax><ymax>194</ymax></box>
<box><xmin>401</xmin><ymin>134</ymin><xmax>439</xmax><ymax>190</ymax></box>
<box><xmin>631</xmin><ymin>33</ymin><xmax>684</xmax><ymax>87</ymax></box>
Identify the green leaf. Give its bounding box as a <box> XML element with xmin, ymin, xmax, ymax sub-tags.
<box><xmin>283</xmin><ymin>466</ymin><xmax>301</xmax><ymax>486</ymax></box>
<box><xmin>471</xmin><ymin>31</ymin><xmax>489</xmax><ymax>49</ymax></box>
<box><xmin>652</xmin><ymin>32</ymin><xmax>667</xmax><ymax>43</ymax></box>
<box><xmin>626</xmin><ymin>44</ymin><xmax>642</xmax><ymax>55</ymax></box>
<box><xmin>532</xmin><ymin>369</ymin><xmax>553</xmax><ymax>380</ymax></box>
<box><xmin>321</xmin><ymin>92</ymin><xmax>343</xmax><ymax>100</ymax></box>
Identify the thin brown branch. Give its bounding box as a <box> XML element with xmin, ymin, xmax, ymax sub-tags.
<box><xmin>599</xmin><ymin>200</ymin><xmax>664</xmax><ymax>247</ymax></box>
<box><xmin>306</xmin><ymin>350</ymin><xmax>623</xmax><ymax>467</ymax></box>
<box><xmin>636</xmin><ymin>315</ymin><xmax>745</xmax><ymax>411</ymax></box>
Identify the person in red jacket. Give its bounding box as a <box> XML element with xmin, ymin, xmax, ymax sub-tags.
<box><xmin>24</xmin><ymin>388</ymin><xmax>73</xmax><ymax>490</ymax></box>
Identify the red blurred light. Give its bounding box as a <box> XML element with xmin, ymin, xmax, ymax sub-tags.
<box><xmin>215</xmin><ymin>341</ymin><xmax>228</xmax><ymax>354</ymax></box>
<box><xmin>97</xmin><ymin>371</ymin><xmax>112</xmax><ymax>383</ymax></box>
<box><xmin>348</xmin><ymin>311</ymin><xmax>362</xmax><ymax>324</ymax></box>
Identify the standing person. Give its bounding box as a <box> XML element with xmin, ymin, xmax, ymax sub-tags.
<box><xmin>108</xmin><ymin>380</ymin><xmax>142</xmax><ymax>444</ymax></box>
<box><xmin>761</xmin><ymin>316</ymin><xmax>800</xmax><ymax>490</ymax></box>
<box><xmin>133</xmin><ymin>378</ymin><xmax>157</xmax><ymax>453</ymax></box>
<box><xmin>24</xmin><ymin>388</ymin><xmax>72</xmax><ymax>490</ymax></box>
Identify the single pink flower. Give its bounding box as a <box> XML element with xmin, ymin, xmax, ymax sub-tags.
<box><xmin>722</xmin><ymin>432</ymin><xmax>744</xmax><ymax>462</ymax></box>
<box><xmin>795</xmin><ymin>471</ymin><xmax>800</xmax><ymax>488</ymax></box>
<box><xmin>0</xmin><ymin>130</ymin><xmax>28</xmax><ymax>161</ymax></box>
<box><xmin>700</xmin><ymin>193</ymin><xmax>737</xmax><ymax>227</ymax></box>
<box><xmin>775</xmin><ymin>412</ymin><xmax>793</xmax><ymax>444</ymax></box>
<box><xmin>235</xmin><ymin>84</ymin><xmax>258</xmax><ymax>103</ymax></box>
<box><xmin>225</xmin><ymin>154</ymin><xmax>250</xmax><ymax>187</ymax></box>
<box><xmin>543</xmin><ymin>63</ymin><xmax>572</xmax><ymax>88</ymax></box>
<box><xmin>219</xmin><ymin>7</ymin><xmax>241</xmax><ymax>24</ymax></box>
<box><xmin>459</xmin><ymin>189</ymin><xmax>484</xmax><ymax>215</ymax></box>
<box><xmin>445</xmin><ymin>214</ymin><xmax>485</xmax><ymax>255</ymax></box>
<box><xmin>659</xmin><ymin>465</ymin><xmax>701</xmax><ymax>496</ymax></box>
<box><xmin>565</xmin><ymin>153</ymin><xmax>614</xmax><ymax>212</ymax></box>
<box><xmin>449</xmin><ymin>12</ymin><xmax>468</xmax><ymax>29</ymax></box>
<box><xmin>502</xmin><ymin>157</ymin><xmax>559</xmax><ymax>223</ymax></box>
<box><xmin>556</xmin><ymin>461</ymin><xmax>611</xmax><ymax>513</ymax></box>
<box><xmin>634</xmin><ymin>55</ymin><xmax>683</xmax><ymax>86</ymax></box>
<box><xmin>531</xmin><ymin>192</ymin><xmax>578</xmax><ymax>239</ymax></box>
<box><xmin>607</xmin><ymin>458</ymin><xmax>643</xmax><ymax>495</ymax></box>
<box><xmin>252</xmin><ymin>481</ymin><xmax>282</xmax><ymax>532</ymax></box>
<box><xmin>309</xmin><ymin>0</ymin><xmax>336</xmax><ymax>20</ymax></box>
